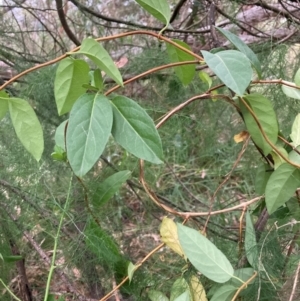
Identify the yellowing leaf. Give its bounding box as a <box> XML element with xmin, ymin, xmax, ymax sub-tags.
<box><xmin>189</xmin><ymin>275</ymin><xmax>208</xmax><ymax>301</ymax></box>
<box><xmin>234</xmin><ymin>131</ymin><xmax>249</xmax><ymax>143</ymax></box>
<box><xmin>160</xmin><ymin>217</ymin><xmax>185</xmax><ymax>258</ymax></box>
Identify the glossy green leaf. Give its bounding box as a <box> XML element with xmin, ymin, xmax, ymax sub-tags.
<box><xmin>177</xmin><ymin>224</ymin><xmax>234</xmax><ymax>283</ymax></box>
<box><xmin>294</xmin><ymin>68</ymin><xmax>300</xmax><ymax>86</ymax></box>
<box><xmin>282</xmin><ymin>83</ymin><xmax>300</xmax><ymax>100</ymax></box>
<box><xmin>265</xmin><ymin>163</ymin><xmax>300</xmax><ymax>214</ymax></box>
<box><xmin>66</xmin><ymin>93</ymin><xmax>113</xmax><ymax>177</ymax></box>
<box><xmin>55</xmin><ymin>120</ymin><xmax>68</xmax><ymax>150</ymax></box>
<box><xmin>8</xmin><ymin>98</ymin><xmax>44</xmax><ymax>161</ymax></box>
<box><xmin>170</xmin><ymin>278</ymin><xmax>189</xmax><ymax>301</ymax></box>
<box><xmin>291</xmin><ymin>113</ymin><xmax>300</xmax><ymax>147</ymax></box>
<box><xmin>199</xmin><ymin>71</ymin><xmax>212</xmax><ymax>89</ymax></box>
<box><xmin>135</xmin><ymin>0</ymin><xmax>171</xmax><ymax>25</ymax></box>
<box><xmin>210</xmin><ymin>285</ymin><xmax>237</xmax><ymax>301</ymax></box>
<box><xmin>148</xmin><ymin>290</ymin><xmax>169</xmax><ymax>301</ymax></box>
<box><xmin>245</xmin><ymin>211</ymin><xmax>258</xmax><ymax>269</ymax></box>
<box><xmin>92</xmin><ymin>170</ymin><xmax>131</xmax><ymax>208</ymax></box>
<box><xmin>111</xmin><ymin>95</ymin><xmax>163</xmax><ymax>164</ymax></box>
<box><xmin>255</xmin><ymin>163</ymin><xmax>272</xmax><ymax>195</ymax></box>
<box><xmin>201</xmin><ymin>50</ymin><xmax>252</xmax><ymax>95</ymax></box>
<box><xmin>241</xmin><ymin>94</ymin><xmax>278</xmax><ymax>155</ymax></box>
<box><xmin>54</xmin><ymin>58</ymin><xmax>90</xmax><ymax>115</ymax></box>
<box><xmin>173</xmin><ymin>291</ymin><xmax>189</xmax><ymax>301</ymax></box>
<box><xmin>166</xmin><ymin>39</ymin><xmax>195</xmax><ymax>85</ymax></box>
<box><xmin>289</xmin><ymin>146</ymin><xmax>300</xmax><ymax>164</ymax></box>
<box><xmin>0</xmin><ymin>96</ymin><xmax>8</xmax><ymax>120</ymax></box>
<box><xmin>75</xmin><ymin>38</ymin><xmax>123</xmax><ymax>86</ymax></box>
<box><xmin>128</xmin><ymin>262</ymin><xmax>136</xmax><ymax>283</ymax></box>
<box><xmin>216</xmin><ymin>27</ymin><xmax>261</xmax><ymax>78</ymax></box>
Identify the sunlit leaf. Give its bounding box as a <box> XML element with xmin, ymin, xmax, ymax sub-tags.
<box><xmin>245</xmin><ymin>211</ymin><xmax>258</xmax><ymax>269</ymax></box>
<box><xmin>201</xmin><ymin>50</ymin><xmax>252</xmax><ymax>95</ymax></box>
<box><xmin>210</xmin><ymin>284</ymin><xmax>236</xmax><ymax>301</ymax></box>
<box><xmin>135</xmin><ymin>0</ymin><xmax>171</xmax><ymax>25</ymax></box>
<box><xmin>74</xmin><ymin>38</ymin><xmax>123</xmax><ymax>86</ymax></box>
<box><xmin>8</xmin><ymin>98</ymin><xmax>44</xmax><ymax>161</ymax></box>
<box><xmin>289</xmin><ymin>146</ymin><xmax>300</xmax><ymax>164</ymax></box>
<box><xmin>160</xmin><ymin>217</ymin><xmax>185</xmax><ymax>258</ymax></box>
<box><xmin>148</xmin><ymin>290</ymin><xmax>169</xmax><ymax>301</ymax></box>
<box><xmin>241</xmin><ymin>94</ymin><xmax>278</xmax><ymax>155</ymax></box>
<box><xmin>128</xmin><ymin>262</ymin><xmax>137</xmax><ymax>283</ymax></box>
<box><xmin>111</xmin><ymin>95</ymin><xmax>163</xmax><ymax>164</ymax></box>
<box><xmin>291</xmin><ymin>113</ymin><xmax>300</xmax><ymax>147</ymax></box>
<box><xmin>177</xmin><ymin>224</ymin><xmax>234</xmax><ymax>283</ymax></box>
<box><xmin>265</xmin><ymin>163</ymin><xmax>300</xmax><ymax>214</ymax></box>
<box><xmin>166</xmin><ymin>39</ymin><xmax>195</xmax><ymax>85</ymax></box>
<box><xmin>189</xmin><ymin>275</ymin><xmax>208</xmax><ymax>301</ymax></box>
<box><xmin>66</xmin><ymin>93</ymin><xmax>113</xmax><ymax>177</ymax></box>
<box><xmin>216</xmin><ymin>27</ymin><xmax>261</xmax><ymax>78</ymax></box>
<box><xmin>92</xmin><ymin>170</ymin><xmax>131</xmax><ymax>208</ymax></box>
<box><xmin>54</xmin><ymin>58</ymin><xmax>89</xmax><ymax>115</ymax></box>
<box><xmin>282</xmin><ymin>83</ymin><xmax>300</xmax><ymax>100</ymax></box>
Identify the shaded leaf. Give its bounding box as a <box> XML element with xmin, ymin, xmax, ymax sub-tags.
<box><xmin>135</xmin><ymin>0</ymin><xmax>171</xmax><ymax>25</ymax></box>
<box><xmin>199</xmin><ymin>71</ymin><xmax>212</xmax><ymax>89</ymax></box>
<box><xmin>66</xmin><ymin>93</ymin><xmax>113</xmax><ymax>177</ymax></box>
<box><xmin>0</xmin><ymin>255</ymin><xmax>23</xmax><ymax>263</ymax></box>
<box><xmin>216</xmin><ymin>27</ymin><xmax>261</xmax><ymax>77</ymax></box>
<box><xmin>291</xmin><ymin>113</ymin><xmax>300</xmax><ymax>147</ymax></box>
<box><xmin>210</xmin><ymin>284</ymin><xmax>236</xmax><ymax>301</ymax></box>
<box><xmin>230</xmin><ymin>268</ymin><xmax>255</xmax><ymax>287</ymax></box>
<box><xmin>201</xmin><ymin>50</ymin><xmax>252</xmax><ymax>95</ymax></box>
<box><xmin>0</xmin><ymin>96</ymin><xmax>9</xmax><ymax>121</ymax></box>
<box><xmin>55</xmin><ymin>120</ymin><xmax>68</xmax><ymax>150</ymax></box>
<box><xmin>289</xmin><ymin>146</ymin><xmax>300</xmax><ymax>165</ymax></box>
<box><xmin>92</xmin><ymin>170</ymin><xmax>131</xmax><ymax>208</ymax></box>
<box><xmin>173</xmin><ymin>291</ymin><xmax>189</xmax><ymax>301</ymax></box>
<box><xmin>92</xmin><ymin>69</ymin><xmax>104</xmax><ymax>90</ymax></box>
<box><xmin>189</xmin><ymin>275</ymin><xmax>207</xmax><ymax>301</ymax></box>
<box><xmin>282</xmin><ymin>83</ymin><xmax>300</xmax><ymax>100</ymax></box>
<box><xmin>271</xmin><ymin>146</ymin><xmax>288</xmax><ymax>169</ymax></box>
<box><xmin>75</xmin><ymin>38</ymin><xmax>123</xmax><ymax>86</ymax></box>
<box><xmin>265</xmin><ymin>163</ymin><xmax>300</xmax><ymax>214</ymax></box>
<box><xmin>54</xmin><ymin>58</ymin><xmax>90</xmax><ymax>115</ymax></box>
<box><xmin>160</xmin><ymin>217</ymin><xmax>185</xmax><ymax>258</ymax></box>
<box><xmin>170</xmin><ymin>278</ymin><xmax>189</xmax><ymax>301</ymax></box>
<box><xmin>177</xmin><ymin>224</ymin><xmax>234</xmax><ymax>283</ymax></box>
<box><xmin>111</xmin><ymin>95</ymin><xmax>163</xmax><ymax>164</ymax></box>
<box><xmin>8</xmin><ymin>98</ymin><xmax>44</xmax><ymax>161</ymax></box>
<box><xmin>245</xmin><ymin>211</ymin><xmax>258</xmax><ymax>269</ymax></box>
<box><xmin>166</xmin><ymin>39</ymin><xmax>195</xmax><ymax>85</ymax></box>
<box><xmin>255</xmin><ymin>163</ymin><xmax>272</xmax><ymax>195</ymax></box>
<box><xmin>148</xmin><ymin>290</ymin><xmax>169</xmax><ymax>301</ymax></box>
<box><xmin>241</xmin><ymin>94</ymin><xmax>278</xmax><ymax>155</ymax></box>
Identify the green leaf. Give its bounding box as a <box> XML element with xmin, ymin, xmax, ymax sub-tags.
<box><xmin>135</xmin><ymin>0</ymin><xmax>171</xmax><ymax>25</ymax></box>
<box><xmin>55</xmin><ymin>120</ymin><xmax>68</xmax><ymax>150</ymax></box>
<box><xmin>241</xmin><ymin>94</ymin><xmax>278</xmax><ymax>155</ymax></box>
<box><xmin>148</xmin><ymin>290</ymin><xmax>169</xmax><ymax>301</ymax></box>
<box><xmin>91</xmin><ymin>69</ymin><xmax>104</xmax><ymax>90</ymax></box>
<box><xmin>245</xmin><ymin>211</ymin><xmax>258</xmax><ymax>269</ymax></box>
<box><xmin>290</xmin><ymin>113</ymin><xmax>300</xmax><ymax>147</ymax></box>
<box><xmin>265</xmin><ymin>163</ymin><xmax>300</xmax><ymax>214</ymax></box>
<box><xmin>282</xmin><ymin>83</ymin><xmax>300</xmax><ymax>100</ymax></box>
<box><xmin>271</xmin><ymin>146</ymin><xmax>289</xmax><ymax>170</ymax></box>
<box><xmin>210</xmin><ymin>285</ymin><xmax>237</xmax><ymax>301</ymax></box>
<box><xmin>289</xmin><ymin>146</ymin><xmax>300</xmax><ymax>165</ymax></box>
<box><xmin>177</xmin><ymin>224</ymin><xmax>234</xmax><ymax>283</ymax></box>
<box><xmin>111</xmin><ymin>95</ymin><xmax>163</xmax><ymax>164</ymax></box>
<box><xmin>201</xmin><ymin>50</ymin><xmax>252</xmax><ymax>95</ymax></box>
<box><xmin>173</xmin><ymin>291</ymin><xmax>190</xmax><ymax>301</ymax></box>
<box><xmin>0</xmin><ymin>96</ymin><xmax>8</xmax><ymax>121</ymax></box>
<box><xmin>230</xmin><ymin>268</ymin><xmax>255</xmax><ymax>287</ymax></box>
<box><xmin>166</xmin><ymin>39</ymin><xmax>195</xmax><ymax>85</ymax></box>
<box><xmin>54</xmin><ymin>58</ymin><xmax>90</xmax><ymax>115</ymax></box>
<box><xmin>8</xmin><ymin>98</ymin><xmax>44</xmax><ymax>161</ymax></box>
<box><xmin>255</xmin><ymin>163</ymin><xmax>272</xmax><ymax>195</ymax></box>
<box><xmin>295</xmin><ymin>68</ymin><xmax>300</xmax><ymax>86</ymax></box>
<box><xmin>0</xmin><ymin>255</ymin><xmax>23</xmax><ymax>263</ymax></box>
<box><xmin>199</xmin><ymin>71</ymin><xmax>212</xmax><ymax>89</ymax></box>
<box><xmin>75</xmin><ymin>38</ymin><xmax>123</xmax><ymax>86</ymax></box>
<box><xmin>216</xmin><ymin>27</ymin><xmax>261</xmax><ymax>78</ymax></box>
<box><xmin>66</xmin><ymin>93</ymin><xmax>113</xmax><ymax>177</ymax></box>
<box><xmin>92</xmin><ymin>170</ymin><xmax>131</xmax><ymax>208</ymax></box>
<box><xmin>170</xmin><ymin>278</ymin><xmax>189</xmax><ymax>301</ymax></box>
<box><xmin>127</xmin><ymin>262</ymin><xmax>136</xmax><ymax>283</ymax></box>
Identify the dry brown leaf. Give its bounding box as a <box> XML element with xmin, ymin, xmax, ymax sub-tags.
<box><xmin>234</xmin><ymin>130</ymin><xmax>249</xmax><ymax>143</ymax></box>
